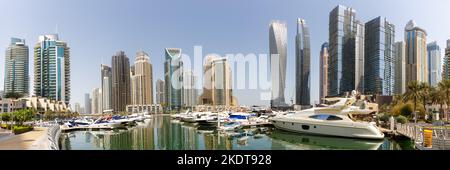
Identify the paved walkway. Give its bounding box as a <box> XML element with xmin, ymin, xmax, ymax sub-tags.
<box><xmin>0</xmin><ymin>127</ymin><xmax>49</xmax><ymax>150</ymax></box>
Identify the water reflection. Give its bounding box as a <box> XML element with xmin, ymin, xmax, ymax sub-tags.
<box><xmin>60</xmin><ymin>115</ymin><xmax>410</xmax><ymax>150</ymax></box>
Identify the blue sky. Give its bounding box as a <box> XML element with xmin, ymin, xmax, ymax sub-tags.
<box><xmin>1</xmin><ymin>0</ymin><xmax>450</xmax><ymax>107</ymax></box>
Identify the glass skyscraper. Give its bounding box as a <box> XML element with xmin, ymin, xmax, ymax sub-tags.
<box><xmin>34</xmin><ymin>34</ymin><xmax>71</xmax><ymax>104</ymax></box>
<box><xmin>4</xmin><ymin>37</ymin><xmax>29</xmax><ymax>97</ymax></box>
<box><xmin>319</xmin><ymin>42</ymin><xmax>329</xmax><ymax>103</ymax></box>
<box><xmin>111</xmin><ymin>51</ymin><xmax>131</xmax><ymax>113</ymax></box>
<box><xmin>328</xmin><ymin>5</ymin><xmax>363</xmax><ymax>96</ymax></box>
<box><xmin>295</xmin><ymin>18</ymin><xmax>310</xmax><ymax>106</ymax></box>
<box><xmin>444</xmin><ymin>40</ymin><xmax>450</xmax><ymax>80</ymax></box>
<box><xmin>427</xmin><ymin>41</ymin><xmax>441</xmax><ymax>87</ymax></box>
<box><xmin>269</xmin><ymin>20</ymin><xmax>287</xmax><ymax>108</ymax></box>
<box><xmin>101</xmin><ymin>64</ymin><xmax>112</xmax><ymax>112</ymax></box>
<box><xmin>164</xmin><ymin>48</ymin><xmax>183</xmax><ymax>110</ymax></box>
<box><xmin>405</xmin><ymin>20</ymin><xmax>428</xmax><ymax>84</ymax></box>
<box><xmin>364</xmin><ymin>16</ymin><xmax>395</xmax><ymax>95</ymax></box>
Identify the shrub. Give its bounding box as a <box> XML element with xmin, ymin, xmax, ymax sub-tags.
<box><xmin>400</xmin><ymin>102</ymin><xmax>414</xmax><ymax>117</ymax></box>
<box><xmin>396</xmin><ymin>115</ymin><xmax>408</xmax><ymax>124</ymax></box>
<box><xmin>379</xmin><ymin>113</ymin><xmax>391</xmax><ymax>122</ymax></box>
<box><xmin>12</xmin><ymin>125</ymin><xmax>33</xmax><ymax>135</ymax></box>
<box><xmin>1</xmin><ymin>124</ymin><xmax>12</xmax><ymax>129</ymax></box>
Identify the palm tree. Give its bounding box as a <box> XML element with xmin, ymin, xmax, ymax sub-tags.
<box><xmin>438</xmin><ymin>79</ymin><xmax>450</xmax><ymax>121</ymax></box>
<box><xmin>404</xmin><ymin>81</ymin><xmax>421</xmax><ymax>123</ymax></box>
<box><xmin>419</xmin><ymin>82</ymin><xmax>431</xmax><ymax>119</ymax></box>
<box><xmin>430</xmin><ymin>87</ymin><xmax>445</xmax><ymax>117</ymax></box>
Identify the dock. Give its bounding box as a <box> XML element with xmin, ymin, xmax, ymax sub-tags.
<box><xmin>60</xmin><ymin>126</ymin><xmax>119</xmax><ymax>132</ymax></box>
<box><xmin>240</xmin><ymin>122</ymin><xmax>273</xmax><ymax>128</ymax></box>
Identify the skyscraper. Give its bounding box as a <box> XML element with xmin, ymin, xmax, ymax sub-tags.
<box><xmin>394</xmin><ymin>41</ymin><xmax>406</xmax><ymax>94</ymax></box>
<box><xmin>111</xmin><ymin>51</ymin><xmax>131</xmax><ymax>113</ymax></box>
<box><xmin>319</xmin><ymin>42</ymin><xmax>329</xmax><ymax>103</ymax></box>
<box><xmin>199</xmin><ymin>55</ymin><xmax>217</xmax><ymax>105</ymax></box>
<box><xmin>355</xmin><ymin>20</ymin><xmax>365</xmax><ymax>93</ymax></box>
<box><xmin>328</xmin><ymin>5</ymin><xmax>362</xmax><ymax>96</ymax></box>
<box><xmin>164</xmin><ymin>48</ymin><xmax>183</xmax><ymax>110</ymax></box>
<box><xmin>74</xmin><ymin>102</ymin><xmax>81</xmax><ymax>114</ymax></box>
<box><xmin>183</xmin><ymin>70</ymin><xmax>198</xmax><ymax>107</ymax></box>
<box><xmin>444</xmin><ymin>40</ymin><xmax>450</xmax><ymax>80</ymax></box>
<box><xmin>156</xmin><ymin>79</ymin><xmax>165</xmax><ymax>105</ymax></box>
<box><xmin>34</xmin><ymin>34</ymin><xmax>70</xmax><ymax>104</ymax></box>
<box><xmin>364</xmin><ymin>16</ymin><xmax>395</xmax><ymax>95</ymax></box>
<box><xmin>211</xmin><ymin>57</ymin><xmax>237</xmax><ymax>107</ymax></box>
<box><xmin>130</xmin><ymin>51</ymin><xmax>153</xmax><ymax>106</ymax></box>
<box><xmin>84</xmin><ymin>93</ymin><xmax>91</xmax><ymax>114</ymax></box>
<box><xmin>405</xmin><ymin>20</ymin><xmax>428</xmax><ymax>84</ymax></box>
<box><xmin>4</xmin><ymin>38</ymin><xmax>29</xmax><ymax>97</ymax></box>
<box><xmin>91</xmin><ymin>88</ymin><xmax>102</xmax><ymax>114</ymax></box>
<box><xmin>101</xmin><ymin>64</ymin><xmax>112</xmax><ymax>112</ymax></box>
<box><xmin>295</xmin><ymin>18</ymin><xmax>310</xmax><ymax>106</ymax></box>
<box><xmin>269</xmin><ymin>20</ymin><xmax>287</xmax><ymax>108</ymax></box>
<box><xmin>427</xmin><ymin>41</ymin><xmax>442</xmax><ymax>87</ymax></box>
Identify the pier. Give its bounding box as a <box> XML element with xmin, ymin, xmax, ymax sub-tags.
<box><xmin>390</xmin><ymin>123</ymin><xmax>450</xmax><ymax>150</ymax></box>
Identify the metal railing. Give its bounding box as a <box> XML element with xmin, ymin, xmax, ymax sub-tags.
<box><xmin>47</xmin><ymin>125</ymin><xmax>60</xmax><ymax>150</ymax></box>
<box><xmin>396</xmin><ymin>123</ymin><xmax>450</xmax><ymax>150</ymax></box>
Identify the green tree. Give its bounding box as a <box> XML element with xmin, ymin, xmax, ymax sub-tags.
<box><xmin>419</xmin><ymin>82</ymin><xmax>431</xmax><ymax>115</ymax></box>
<box><xmin>438</xmin><ymin>79</ymin><xmax>450</xmax><ymax>121</ymax></box>
<box><xmin>4</xmin><ymin>92</ymin><xmax>24</xmax><ymax>99</ymax></box>
<box><xmin>404</xmin><ymin>81</ymin><xmax>421</xmax><ymax>122</ymax></box>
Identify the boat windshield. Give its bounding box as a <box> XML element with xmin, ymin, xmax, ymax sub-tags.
<box><xmin>309</xmin><ymin>114</ymin><xmax>343</xmax><ymax>121</ymax></box>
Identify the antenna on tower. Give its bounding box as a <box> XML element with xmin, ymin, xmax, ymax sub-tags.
<box><xmin>55</xmin><ymin>24</ymin><xmax>59</xmax><ymax>34</ymax></box>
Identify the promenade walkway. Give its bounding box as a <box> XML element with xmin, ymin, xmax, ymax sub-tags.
<box><xmin>0</xmin><ymin>127</ymin><xmax>49</xmax><ymax>150</ymax></box>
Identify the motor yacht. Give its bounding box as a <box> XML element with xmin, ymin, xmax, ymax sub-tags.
<box><xmin>270</xmin><ymin>96</ymin><xmax>384</xmax><ymax>140</ymax></box>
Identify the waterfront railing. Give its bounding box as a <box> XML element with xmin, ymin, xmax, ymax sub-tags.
<box><xmin>47</xmin><ymin>125</ymin><xmax>61</xmax><ymax>150</ymax></box>
<box><xmin>396</xmin><ymin>123</ymin><xmax>450</xmax><ymax>150</ymax></box>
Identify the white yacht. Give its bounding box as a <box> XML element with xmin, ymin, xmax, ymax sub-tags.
<box><xmin>270</xmin><ymin>96</ymin><xmax>384</xmax><ymax>140</ymax></box>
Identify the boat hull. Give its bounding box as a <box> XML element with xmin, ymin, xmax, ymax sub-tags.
<box><xmin>270</xmin><ymin>118</ymin><xmax>384</xmax><ymax>140</ymax></box>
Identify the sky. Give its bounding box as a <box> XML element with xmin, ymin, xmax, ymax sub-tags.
<box><xmin>1</xmin><ymin>0</ymin><xmax>450</xmax><ymax>108</ymax></box>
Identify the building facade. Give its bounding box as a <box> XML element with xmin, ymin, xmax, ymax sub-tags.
<box><xmin>130</xmin><ymin>51</ymin><xmax>153</xmax><ymax>107</ymax></box>
<box><xmin>91</xmin><ymin>88</ymin><xmax>102</xmax><ymax>114</ymax></box>
<box><xmin>427</xmin><ymin>41</ymin><xmax>442</xmax><ymax>87</ymax></box>
<box><xmin>394</xmin><ymin>41</ymin><xmax>406</xmax><ymax>94</ymax></box>
<box><xmin>444</xmin><ymin>40</ymin><xmax>450</xmax><ymax>80</ymax></box>
<box><xmin>84</xmin><ymin>93</ymin><xmax>91</xmax><ymax>114</ymax></box>
<box><xmin>405</xmin><ymin>20</ymin><xmax>428</xmax><ymax>84</ymax></box>
<box><xmin>269</xmin><ymin>20</ymin><xmax>287</xmax><ymax>108</ymax></box>
<box><xmin>156</xmin><ymin>79</ymin><xmax>165</xmax><ymax>105</ymax></box>
<box><xmin>34</xmin><ymin>34</ymin><xmax>71</xmax><ymax>104</ymax></box>
<box><xmin>164</xmin><ymin>48</ymin><xmax>183</xmax><ymax>110</ymax></box>
<box><xmin>111</xmin><ymin>51</ymin><xmax>131</xmax><ymax>113</ymax></box>
<box><xmin>4</xmin><ymin>38</ymin><xmax>29</xmax><ymax>97</ymax></box>
<box><xmin>101</xmin><ymin>64</ymin><xmax>112</xmax><ymax>112</ymax></box>
<box><xmin>183</xmin><ymin>70</ymin><xmax>198</xmax><ymax>107</ymax></box>
<box><xmin>295</xmin><ymin>18</ymin><xmax>310</xmax><ymax>106</ymax></box>
<box><xmin>328</xmin><ymin>5</ymin><xmax>363</xmax><ymax>96</ymax></box>
<box><xmin>319</xmin><ymin>42</ymin><xmax>329</xmax><ymax>103</ymax></box>
<box><xmin>364</xmin><ymin>16</ymin><xmax>395</xmax><ymax>95</ymax></box>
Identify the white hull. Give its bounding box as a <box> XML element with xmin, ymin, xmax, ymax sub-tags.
<box><xmin>271</xmin><ymin>117</ymin><xmax>384</xmax><ymax>140</ymax></box>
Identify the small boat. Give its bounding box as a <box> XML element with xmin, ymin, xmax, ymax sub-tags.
<box><xmin>88</xmin><ymin>118</ymin><xmax>121</xmax><ymax>129</ymax></box>
<box><xmin>237</xmin><ymin>136</ymin><xmax>249</xmax><ymax>145</ymax></box>
<box><xmin>219</xmin><ymin>122</ymin><xmax>241</xmax><ymax>131</ymax></box>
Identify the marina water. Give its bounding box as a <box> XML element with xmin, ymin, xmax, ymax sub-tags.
<box><xmin>60</xmin><ymin>115</ymin><xmax>414</xmax><ymax>150</ymax></box>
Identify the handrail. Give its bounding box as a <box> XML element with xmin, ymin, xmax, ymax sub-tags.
<box><xmin>47</xmin><ymin>125</ymin><xmax>61</xmax><ymax>150</ymax></box>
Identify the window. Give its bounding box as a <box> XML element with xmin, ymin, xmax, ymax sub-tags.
<box><xmin>309</xmin><ymin>114</ymin><xmax>343</xmax><ymax>121</ymax></box>
<box><xmin>327</xmin><ymin>115</ymin><xmax>343</xmax><ymax>121</ymax></box>
<box><xmin>302</xmin><ymin>125</ymin><xmax>310</xmax><ymax>130</ymax></box>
